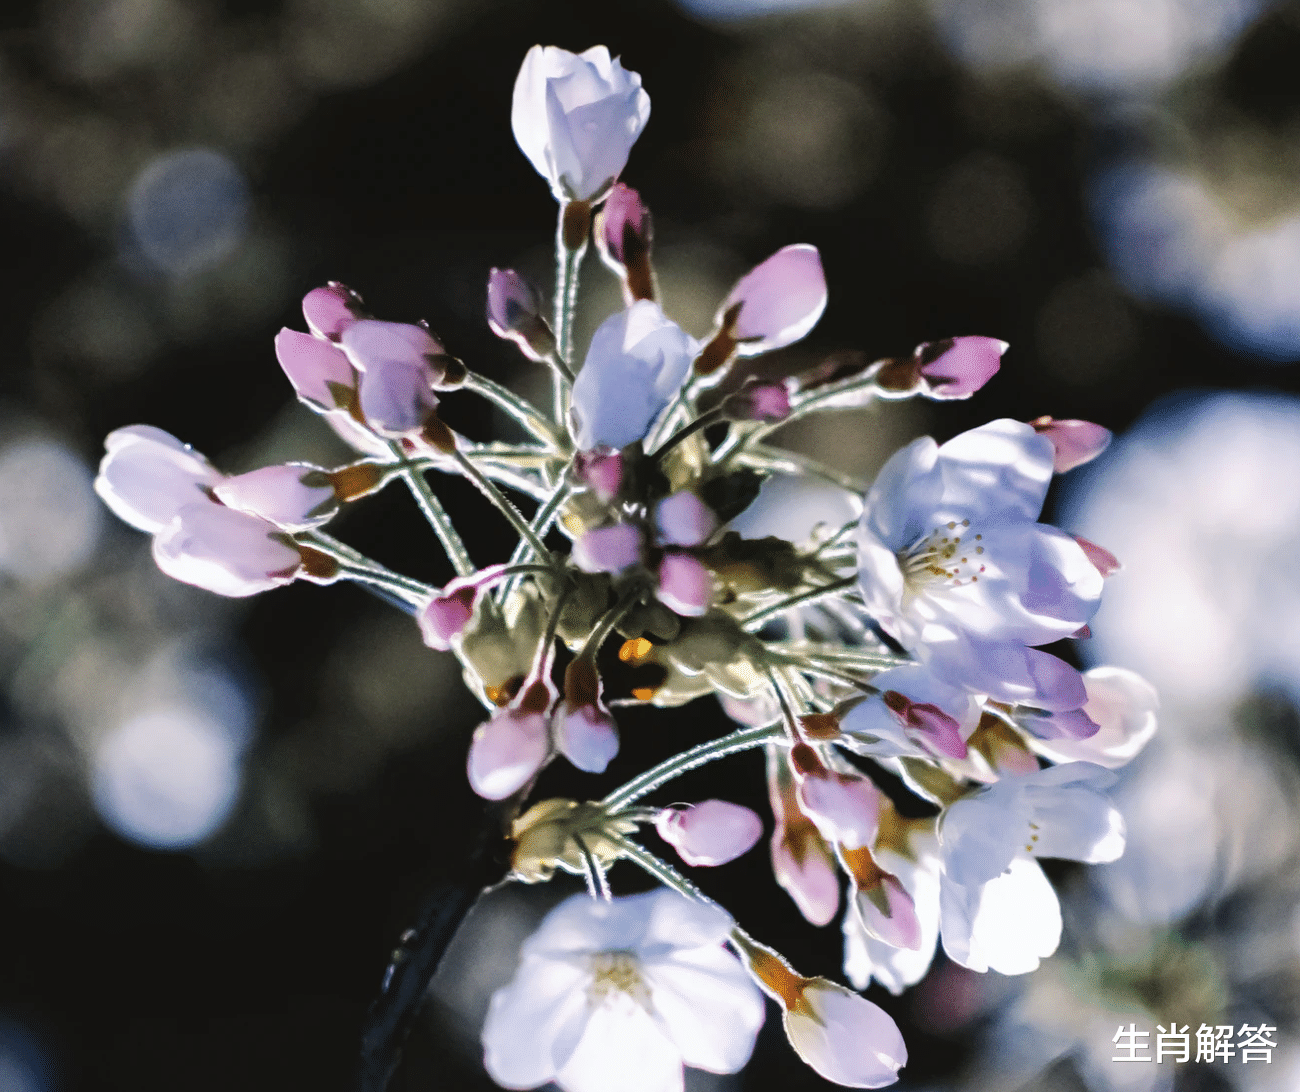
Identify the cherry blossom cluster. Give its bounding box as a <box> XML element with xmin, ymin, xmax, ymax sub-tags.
<box><xmin>94</xmin><ymin>43</ymin><xmax>1157</xmax><ymax>1092</ymax></box>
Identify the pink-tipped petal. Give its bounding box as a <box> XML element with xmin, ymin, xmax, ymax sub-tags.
<box><xmin>784</xmin><ymin>981</ymin><xmax>908</xmax><ymax>1089</ymax></box>
<box><xmin>917</xmin><ymin>336</ymin><xmax>1006</xmax><ymax>399</ymax></box>
<box><xmin>656</xmin><ymin>552</ymin><xmax>713</xmax><ymax>617</ymax></box>
<box><xmin>418</xmin><ymin>587</ymin><xmax>477</xmax><ymax>651</ymax></box>
<box><xmin>1074</xmin><ymin>535</ymin><xmax>1121</xmax><ymax>577</ymax></box>
<box><xmin>467</xmin><ymin>710</ymin><xmax>550</xmax><ymax>800</ymax></box>
<box><xmin>572</xmin><ymin>523</ymin><xmax>644</xmax><ymax>574</ymax></box>
<box><xmin>152</xmin><ymin>502</ymin><xmax>302</xmax><ymax>597</ymax></box>
<box><xmin>791</xmin><ymin>748</ymin><xmax>881</xmax><ymax>851</ymax></box>
<box><xmin>1031</xmin><ymin>417</ymin><xmax>1112</xmax><ymax>472</ymax></box>
<box><xmin>655</xmin><ymin>800</ymin><xmax>763</xmax><ymax>867</ymax></box>
<box><xmin>275</xmin><ymin>329</ymin><xmax>356</xmax><ymax>410</ymax></box>
<box><xmin>213</xmin><ymin>464</ymin><xmax>337</xmax><ymax>532</ymax></box>
<box><xmin>654</xmin><ymin>492</ymin><xmax>718</xmax><ymax>548</ymax></box>
<box><xmin>722</xmin><ymin>244</ymin><xmax>827</xmax><ymax>356</ymax></box>
<box><xmin>302</xmin><ymin>283</ymin><xmax>364</xmax><ymax>341</ymax></box>
<box><xmin>1021</xmin><ymin>706</ymin><xmax>1102</xmax><ymax>741</ymax></box>
<box><xmin>881</xmin><ymin>691</ymin><xmax>968</xmax><ymax>760</ymax></box>
<box><xmin>355</xmin><ymin>359</ymin><xmax>440</xmax><ymax>438</ymax></box>
<box><xmin>554</xmin><ymin>702</ymin><xmax>620</xmax><ymax>774</ymax></box>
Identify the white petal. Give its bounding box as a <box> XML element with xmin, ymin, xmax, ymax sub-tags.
<box><xmin>939</xmin><ymin>788</ymin><xmax>1026</xmax><ymax>888</ymax></box>
<box><xmin>843</xmin><ymin>839</ymin><xmax>941</xmax><ymax>995</ymax></box>
<box><xmin>859</xmin><ymin>436</ymin><xmax>944</xmax><ymax>551</ymax></box>
<box><xmin>785</xmin><ymin>982</ymin><xmax>907</xmax><ymax>1088</ymax></box>
<box><xmin>1022</xmin><ymin>762</ymin><xmax>1126</xmax><ymax>863</ymax></box>
<box><xmin>482</xmin><ymin>955</ymin><xmax>590</xmax><ymax>1088</ymax></box>
<box><xmin>152</xmin><ymin>502</ymin><xmax>300</xmax><ymax>597</ymax></box>
<box><xmin>940</xmin><ymin>857</ymin><xmax>1061</xmax><ymax>975</ymax></box>
<box><xmin>1031</xmin><ymin>667</ymin><xmax>1159</xmax><ymax>769</ymax></box>
<box><xmin>646</xmin><ymin>946</ymin><xmax>765</xmax><ymax>1072</ymax></box>
<box><xmin>214</xmin><ymin>464</ymin><xmax>337</xmax><ymax>531</ymax></box>
<box><xmin>556</xmin><ymin>999</ymin><xmax>684</xmax><ymax>1092</ymax></box>
<box><xmin>934</xmin><ymin>418</ymin><xmax>1055</xmax><ymax>525</ymax></box>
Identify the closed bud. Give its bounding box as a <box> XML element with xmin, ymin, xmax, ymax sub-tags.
<box><xmin>1030</xmin><ymin>416</ymin><xmax>1112</xmax><ymax>472</ymax></box>
<box><xmin>595</xmin><ymin>182</ymin><xmax>655</xmax><ymax>303</ymax></box>
<box><xmin>721</xmin><ymin>380</ymin><xmax>792</xmax><ymax>423</ymax></box>
<box><xmin>655</xmin><ymin>799</ymin><xmax>763</xmax><ymax>867</ymax></box>
<box><xmin>486</xmin><ymin>268</ymin><xmax>557</xmax><ymax>362</ymax></box>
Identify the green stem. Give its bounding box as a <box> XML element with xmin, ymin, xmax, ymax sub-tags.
<box><xmin>393</xmin><ymin>445</ymin><xmax>474</xmax><ymax>577</ymax></box>
<box><xmin>739</xmin><ymin>576</ymin><xmax>858</xmax><ymax>630</ymax></box>
<box><xmin>334</xmin><ymin>564</ymin><xmax>431</xmax><ymax>607</ymax></box>
<box><xmin>300</xmin><ymin>532</ymin><xmax>434</xmax><ymax>600</ymax></box>
<box><xmin>717</xmin><ymin>376</ymin><xmax>882</xmax><ymax>462</ymax></box>
<box><xmin>608</xmin><ymin>834</ymin><xmax>710</xmax><ymax>903</ymax></box>
<box><xmin>553</xmin><ymin>210</ymin><xmax>585</xmax><ymax>423</ymax></box>
<box><xmin>452</xmin><ymin>449</ymin><xmax>555</xmax><ymax>564</ymax></box>
<box><xmin>462</xmin><ymin>373</ymin><xmax>563</xmax><ymax>449</ymax></box>
<box><xmin>734</xmin><ymin>446</ymin><xmax>868</xmax><ymax>495</ymax></box>
<box><xmin>600</xmin><ymin>724</ymin><xmax>784</xmax><ymax>812</ymax></box>
<box><xmin>652</xmin><ymin>406</ymin><xmax>725</xmax><ymax>462</ymax></box>
<box><xmin>498</xmin><ymin>479</ymin><xmax>573</xmax><ymax>604</ymax></box>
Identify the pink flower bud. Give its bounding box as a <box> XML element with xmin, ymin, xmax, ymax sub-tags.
<box><xmin>419</xmin><ymin>586</ymin><xmax>477</xmax><ymax>651</ymax></box>
<box><xmin>152</xmin><ymin>502</ymin><xmax>303</xmax><ymax>598</ymax></box>
<box><xmin>720</xmin><ymin>244</ymin><xmax>828</xmax><ymax>356</ymax></box>
<box><xmin>916</xmin><ymin>336</ymin><xmax>1006</xmax><ymax>399</ymax></box>
<box><xmin>486</xmin><ymin>268</ymin><xmax>556</xmax><ymax>362</ymax></box>
<box><xmin>554</xmin><ymin>702</ymin><xmax>620</xmax><ymax>773</ymax></box>
<box><xmin>767</xmin><ymin>747</ymin><xmax>840</xmax><ymax>925</ymax></box>
<box><xmin>95</xmin><ymin>425</ymin><xmax>222</xmax><ymax>534</ymax></box>
<box><xmin>572</xmin><ymin>448</ymin><xmax>624</xmax><ymax>502</ymax></box>
<box><xmin>1075</xmin><ymin>535</ymin><xmax>1121</xmax><ymax>577</ymax></box>
<box><xmin>1031</xmin><ymin>416</ymin><xmax>1112</xmax><ymax>472</ymax></box>
<box><xmin>790</xmin><ymin>744</ymin><xmax>880</xmax><ymax>850</ymax></box>
<box><xmin>274</xmin><ymin>330</ymin><xmax>357</xmax><ymax>411</ymax></box>
<box><xmin>654</xmin><ymin>491</ymin><xmax>718</xmax><ymax>547</ymax></box>
<box><xmin>214</xmin><ymin>464</ymin><xmax>338</xmax><ymax>532</ymax></box>
<box><xmin>656</xmin><ymin>552</ymin><xmax>713</xmax><ymax>617</ymax></box>
<box><xmin>338</xmin><ymin>320</ymin><xmax>447</xmax><ymax>438</ymax></box>
<box><xmin>1017</xmin><ymin>706</ymin><xmax>1101</xmax><ymax>741</ymax></box>
<box><xmin>721</xmin><ymin>380</ymin><xmax>792</xmax><ymax>422</ymax></box>
<box><xmin>572</xmin><ymin>523</ymin><xmax>645</xmax><ymax>574</ymax></box>
<box><xmin>595</xmin><ymin>183</ymin><xmax>655</xmax><ymax>302</ymax></box>
<box><xmin>302</xmin><ymin>282</ymin><xmax>364</xmax><ymax>341</ymax></box>
<box><xmin>881</xmin><ymin>690</ymin><xmax>967</xmax><ymax>760</ymax></box>
<box><xmin>655</xmin><ymin>800</ymin><xmax>763</xmax><ymax>867</ymax></box>
<box><xmin>840</xmin><ymin>845</ymin><xmax>923</xmax><ymax>951</ymax></box>
<box><xmin>466</xmin><ymin>706</ymin><xmax>551</xmax><ymax>800</ymax></box>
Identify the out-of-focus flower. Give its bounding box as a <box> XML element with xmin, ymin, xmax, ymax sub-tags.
<box><xmin>1031</xmin><ymin>417</ymin><xmax>1113</xmax><ymax>473</ymax></box>
<box><xmin>569</xmin><ymin>301</ymin><xmax>696</xmax><ymax>450</ymax></box>
<box><xmin>737</xmin><ymin>934</ymin><xmax>907</xmax><ymax>1089</ymax></box>
<box><xmin>572</xmin><ymin>523</ymin><xmax>645</xmax><ymax>574</ymax></box>
<box><xmin>654</xmin><ymin>800</ymin><xmax>763</xmax><ymax>866</ymax></box>
<box><xmin>655</xmin><ymin>553</ymin><xmax>714</xmax><ymax>617</ymax></box>
<box><xmin>482</xmin><ymin>889</ymin><xmax>763</xmax><ymax>1092</ymax></box>
<box><xmin>856</xmin><ymin>419</ymin><xmax>1102</xmax><ymax>707</ymax></box>
<box><xmin>938</xmin><ymin>763</ymin><xmax>1125</xmax><ymax>974</ymax></box>
<box><xmin>152</xmin><ymin>503</ymin><xmax>304</xmax><ymax>598</ymax></box>
<box><xmin>654</xmin><ymin>491</ymin><xmax>718</xmax><ymax>548</ymax></box>
<box><xmin>511</xmin><ymin>46</ymin><xmax>651</xmax><ymax>204</ymax></box>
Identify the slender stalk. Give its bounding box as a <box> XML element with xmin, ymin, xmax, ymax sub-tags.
<box><xmin>299</xmin><ymin>532</ymin><xmax>434</xmax><ymax>601</ymax></box>
<box><xmin>462</xmin><ymin>373</ymin><xmax>563</xmax><ymax>449</ymax></box>
<box><xmin>335</xmin><ymin>564</ymin><xmax>431</xmax><ymax>607</ymax></box>
<box><xmin>392</xmin><ymin>444</ymin><xmax>474</xmax><ymax>577</ymax></box>
<box><xmin>452</xmin><ymin>449</ymin><xmax>554</xmax><ymax>564</ymax></box>
<box><xmin>572</xmin><ymin>833</ymin><xmax>611</xmax><ymax>901</ymax></box>
<box><xmin>498</xmin><ymin>478</ymin><xmax>573</xmax><ymax>603</ymax></box>
<box><xmin>717</xmin><ymin>375</ymin><xmax>882</xmax><ymax>461</ymax></box>
<box><xmin>734</xmin><ymin>446</ymin><xmax>868</xmax><ymax>495</ymax></box>
<box><xmin>739</xmin><ymin>576</ymin><xmax>858</xmax><ymax>630</ymax></box>
<box><xmin>552</xmin><ymin>206</ymin><xmax>586</xmax><ymax>423</ymax></box>
<box><xmin>652</xmin><ymin>406</ymin><xmax>725</xmax><ymax>462</ymax></box>
<box><xmin>600</xmin><ymin>724</ymin><xmax>784</xmax><ymax>812</ymax></box>
<box><xmin>609</xmin><ymin>833</ymin><xmax>709</xmax><ymax>903</ymax></box>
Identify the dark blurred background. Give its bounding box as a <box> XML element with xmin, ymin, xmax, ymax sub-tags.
<box><xmin>3</xmin><ymin>0</ymin><xmax>1300</xmax><ymax>1089</ymax></box>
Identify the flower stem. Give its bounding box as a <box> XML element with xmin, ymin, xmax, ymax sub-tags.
<box><xmin>716</xmin><ymin>376</ymin><xmax>882</xmax><ymax>462</ymax></box>
<box><xmin>498</xmin><ymin>479</ymin><xmax>573</xmax><ymax>603</ymax></box>
<box><xmin>739</xmin><ymin>576</ymin><xmax>858</xmax><ymax>630</ymax></box>
<box><xmin>600</xmin><ymin>724</ymin><xmax>784</xmax><ymax>812</ymax></box>
<box><xmin>608</xmin><ymin>834</ymin><xmax>710</xmax><ymax>903</ymax></box>
<box><xmin>553</xmin><ymin>205</ymin><xmax>587</xmax><ymax>424</ymax></box>
<box><xmin>651</xmin><ymin>406</ymin><xmax>725</xmax><ymax>462</ymax></box>
<box><xmin>299</xmin><ymin>531</ymin><xmax>435</xmax><ymax>601</ymax></box>
<box><xmin>393</xmin><ymin>444</ymin><xmax>474</xmax><ymax>577</ymax></box>
<box><xmin>462</xmin><ymin>373</ymin><xmax>563</xmax><ymax>449</ymax></box>
<box><xmin>452</xmin><ymin>449</ymin><xmax>555</xmax><ymax>564</ymax></box>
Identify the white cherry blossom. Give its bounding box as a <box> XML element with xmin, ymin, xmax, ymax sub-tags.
<box><xmin>482</xmin><ymin>889</ymin><xmax>763</xmax><ymax>1092</ymax></box>
<box><xmin>856</xmin><ymin>418</ymin><xmax>1103</xmax><ymax>708</ymax></box>
<box><xmin>512</xmin><ymin>46</ymin><xmax>651</xmax><ymax>203</ymax></box>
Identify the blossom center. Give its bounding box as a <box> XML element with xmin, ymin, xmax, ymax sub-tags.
<box><xmin>587</xmin><ymin>950</ymin><xmax>652</xmax><ymax>1010</ymax></box>
<box><xmin>898</xmin><ymin>519</ymin><xmax>986</xmax><ymax>591</ymax></box>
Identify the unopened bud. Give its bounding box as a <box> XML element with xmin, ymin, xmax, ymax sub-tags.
<box><xmin>721</xmin><ymin>380</ymin><xmax>792</xmax><ymax>422</ymax></box>
<box><xmin>487</xmin><ymin>268</ymin><xmax>557</xmax><ymax>362</ymax></box>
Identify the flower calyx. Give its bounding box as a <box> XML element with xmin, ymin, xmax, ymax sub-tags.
<box><xmin>510</xmin><ymin>797</ymin><xmax>638</xmax><ymax>883</ymax></box>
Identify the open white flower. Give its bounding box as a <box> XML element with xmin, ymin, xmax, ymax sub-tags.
<box><xmin>856</xmin><ymin>419</ymin><xmax>1103</xmax><ymax>708</ymax></box>
<box><xmin>512</xmin><ymin>45</ymin><xmax>651</xmax><ymax>203</ymax></box>
<box><xmin>482</xmin><ymin>889</ymin><xmax>764</xmax><ymax>1092</ymax></box>
<box><xmin>937</xmin><ymin>762</ymin><xmax>1125</xmax><ymax>974</ymax></box>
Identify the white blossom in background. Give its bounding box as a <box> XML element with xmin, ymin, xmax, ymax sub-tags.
<box><xmin>482</xmin><ymin>890</ymin><xmax>763</xmax><ymax>1092</ymax></box>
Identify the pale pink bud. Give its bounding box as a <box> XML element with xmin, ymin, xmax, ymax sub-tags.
<box><xmin>1031</xmin><ymin>416</ymin><xmax>1112</xmax><ymax>472</ymax></box>
<box><xmin>572</xmin><ymin>523</ymin><xmax>645</xmax><ymax>574</ymax></box>
<box><xmin>486</xmin><ymin>268</ymin><xmax>556</xmax><ymax>362</ymax></box>
<box><xmin>302</xmin><ymin>282</ymin><xmax>364</xmax><ymax>341</ymax></box>
<box><xmin>790</xmin><ymin>744</ymin><xmax>880</xmax><ymax>850</ymax></box>
<box><xmin>721</xmin><ymin>380</ymin><xmax>792</xmax><ymax>422</ymax></box>
<box><xmin>840</xmin><ymin>845</ymin><xmax>923</xmax><ymax>951</ymax></box>
<box><xmin>595</xmin><ymin>182</ymin><xmax>654</xmax><ymax>302</ymax></box>
<box><xmin>1075</xmin><ymin>535</ymin><xmax>1121</xmax><ymax>577</ymax></box>
<box><xmin>95</xmin><ymin>425</ymin><xmax>222</xmax><ymax>534</ymax></box>
<box><xmin>655</xmin><ymin>799</ymin><xmax>763</xmax><ymax>867</ymax></box>
<box><xmin>720</xmin><ymin>244</ymin><xmax>827</xmax><ymax>356</ymax></box>
<box><xmin>214</xmin><ymin>464</ymin><xmax>338</xmax><ymax>532</ymax></box>
<box><xmin>881</xmin><ymin>690</ymin><xmax>967</xmax><ymax>760</ymax></box>
<box><xmin>418</xmin><ymin>587</ymin><xmax>477</xmax><ymax>651</ymax></box>
<box><xmin>737</xmin><ymin>938</ymin><xmax>907</xmax><ymax>1090</ymax></box>
<box><xmin>768</xmin><ymin>747</ymin><xmax>840</xmax><ymax>926</ymax></box>
<box><xmin>656</xmin><ymin>552</ymin><xmax>713</xmax><ymax>617</ymax></box>
<box><xmin>339</xmin><ymin>321</ymin><xmax>447</xmax><ymax>438</ymax></box>
<box><xmin>274</xmin><ymin>330</ymin><xmax>357</xmax><ymax>411</ymax></box>
<box><xmin>554</xmin><ymin>703</ymin><xmax>619</xmax><ymax>773</ymax></box>
<box><xmin>654</xmin><ymin>491</ymin><xmax>718</xmax><ymax>547</ymax></box>
<box><xmin>572</xmin><ymin>448</ymin><xmax>624</xmax><ymax>502</ymax></box>
<box><xmin>152</xmin><ymin>502</ymin><xmax>303</xmax><ymax>598</ymax></box>
<box><xmin>915</xmin><ymin>336</ymin><xmax>1006</xmax><ymax>399</ymax></box>
<box><xmin>466</xmin><ymin>707</ymin><xmax>550</xmax><ymax>800</ymax></box>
